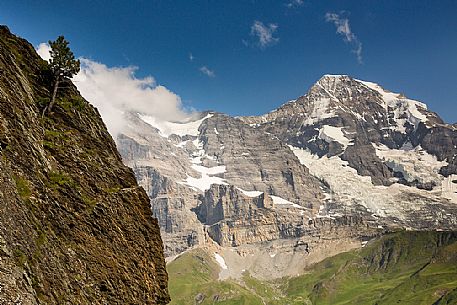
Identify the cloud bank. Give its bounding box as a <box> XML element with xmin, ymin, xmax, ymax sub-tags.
<box><xmin>36</xmin><ymin>43</ymin><xmax>192</xmax><ymax>138</ymax></box>
<box><xmin>250</xmin><ymin>20</ymin><xmax>279</xmax><ymax>49</ymax></box>
<box><xmin>325</xmin><ymin>12</ymin><xmax>363</xmax><ymax>63</ymax></box>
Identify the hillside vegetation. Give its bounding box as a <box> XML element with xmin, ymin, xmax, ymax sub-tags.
<box><xmin>167</xmin><ymin>231</ymin><xmax>457</xmax><ymax>304</ymax></box>
<box><xmin>0</xmin><ymin>25</ymin><xmax>169</xmax><ymax>304</ymax></box>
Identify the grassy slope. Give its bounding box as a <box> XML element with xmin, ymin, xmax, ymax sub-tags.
<box><xmin>167</xmin><ymin>232</ymin><xmax>457</xmax><ymax>304</ymax></box>
<box><xmin>167</xmin><ymin>249</ymin><xmax>264</xmax><ymax>305</ymax></box>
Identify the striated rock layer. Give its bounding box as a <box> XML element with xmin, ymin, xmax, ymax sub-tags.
<box><xmin>0</xmin><ymin>26</ymin><xmax>169</xmax><ymax>304</ymax></box>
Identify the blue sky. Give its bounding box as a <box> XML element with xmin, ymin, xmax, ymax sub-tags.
<box><xmin>1</xmin><ymin>0</ymin><xmax>457</xmax><ymax>123</ymax></box>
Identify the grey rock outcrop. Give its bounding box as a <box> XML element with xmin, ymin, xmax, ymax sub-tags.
<box><xmin>119</xmin><ymin>122</ymin><xmax>206</xmax><ymax>257</ymax></box>
<box><xmin>119</xmin><ymin>112</ymin><xmax>327</xmax><ymax>256</ymax></box>
<box><xmin>199</xmin><ymin>113</ymin><xmax>323</xmax><ymax>208</ymax></box>
<box><xmin>196</xmin><ymin>184</ymin><xmax>378</xmax><ymax>247</ymax></box>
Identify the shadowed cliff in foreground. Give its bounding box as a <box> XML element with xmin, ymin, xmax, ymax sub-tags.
<box><xmin>0</xmin><ymin>26</ymin><xmax>169</xmax><ymax>304</ymax></box>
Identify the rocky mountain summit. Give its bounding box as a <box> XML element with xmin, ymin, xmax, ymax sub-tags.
<box><xmin>119</xmin><ymin>73</ymin><xmax>457</xmax><ymax>278</ymax></box>
<box><xmin>0</xmin><ymin>26</ymin><xmax>169</xmax><ymax>304</ymax></box>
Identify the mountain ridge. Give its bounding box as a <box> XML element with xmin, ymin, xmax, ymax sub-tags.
<box><xmin>118</xmin><ymin>70</ymin><xmax>457</xmax><ymax>284</ymax></box>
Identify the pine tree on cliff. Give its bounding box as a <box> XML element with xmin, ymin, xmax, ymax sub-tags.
<box><xmin>43</xmin><ymin>36</ymin><xmax>80</xmax><ymax>115</ymax></box>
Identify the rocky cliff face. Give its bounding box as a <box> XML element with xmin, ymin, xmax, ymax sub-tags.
<box><xmin>196</xmin><ymin>184</ymin><xmax>377</xmax><ymax>249</ymax></box>
<box><xmin>118</xmin><ymin>73</ymin><xmax>457</xmax><ymax>278</ymax></box>
<box><xmin>242</xmin><ymin>75</ymin><xmax>457</xmax><ymax>186</ymax></box>
<box><xmin>0</xmin><ymin>26</ymin><xmax>169</xmax><ymax>304</ymax></box>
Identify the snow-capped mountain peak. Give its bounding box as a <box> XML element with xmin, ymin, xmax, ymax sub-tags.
<box><xmin>117</xmin><ymin>73</ymin><xmax>457</xmax><ymax>275</ymax></box>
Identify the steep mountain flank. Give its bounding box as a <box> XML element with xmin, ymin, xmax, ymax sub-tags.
<box><xmin>242</xmin><ymin>75</ymin><xmax>457</xmax><ymax>188</ymax></box>
<box><xmin>118</xmin><ymin>73</ymin><xmax>457</xmax><ymax>281</ymax></box>
<box><xmin>0</xmin><ymin>26</ymin><xmax>169</xmax><ymax>304</ymax></box>
<box><xmin>241</xmin><ymin>75</ymin><xmax>457</xmax><ymax>227</ymax></box>
<box><xmin>120</xmin><ymin>111</ymin><xmax>379</xmax><ymax>266</ymax></box>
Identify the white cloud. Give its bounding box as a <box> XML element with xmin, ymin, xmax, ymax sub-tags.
<box><xmin>286</xmin><ymin>0</ymin><xmax>304</xmax><ymax>9</ymax></box>
<box><xmin>199</xmin><ymin>66</ymin><xmax>215</xmax><ymax>78</ymax></box>
<box><xmin>250</xmin><ymin>20</ymin><xmax>279</xmax><ymax>49</ymax></box>
<box><xmin>36</xmin><ymin>43</ymin><xmax>51</xmax><ymax>61</ymax></box>
<box><xmin>36</xmin><ymin>43</ymin><xmax>193</xmax><ymax>138</ymax></box>
<box><xmin>325</xmin><ymin>12</ymin><xmax>363</xmax><ymax>63</ymax></box>
<box><xmin>74</xmin><ymin>59</ymin><xmax>192</xmax><ymax>137</ymax></box>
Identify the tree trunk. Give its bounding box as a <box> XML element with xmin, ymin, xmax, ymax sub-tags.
<box><xmin>44</xmin><ymin>77</ymin><xmax>60</xmax><ymax>116</ymax></box>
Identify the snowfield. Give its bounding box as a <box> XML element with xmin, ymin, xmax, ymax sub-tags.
<box><xmin>214</xmin><ymin>253</ymin><xmax>228</xmax><ymax>270</ymax></box>
<box><xmin>301</xmin><ymin>97</ymin><xmax>337</xmax><ymax>126</ymax></box>
<box><xmin>289</xmin><ymin>145</ymin><xmax>455</xmax><ymax>219</ymax></box>
<box><xmin>237</xmin><ymin>187</ymin><xmax>263</xmax><ymax>198</ymax></box>
<box><xmin>139</xmin><ymin>113</ymin><xmax>213</xmax><ymax>137</ymax></box>
<box><xmin>373</xmin><ymin>143</ymin><xmax>447</xmax><ymax>187</ymax></box>
<box><xmin>357</xmin><ymin>79</ymin><xmax>428</xmax><ymax>132</ymax></box>
<box><xmin>271</xmin><ymin>195</ymin><xmax>305</xmax><ymax>210</ymax></box>
<box><xmin>318</xmin><ymin>125</ymin><xmax>352</xmax><ymax>149</ymax></box>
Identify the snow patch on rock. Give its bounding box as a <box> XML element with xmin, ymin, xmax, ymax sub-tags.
<box><xmin>356</xmin><ymin>80</ymin><xmax>428</xmax><ymax>132</ymax></box>
<box><xmin>373</xmin><ymin>143</ymin><xmax>447</xmax><ymax>187</ymax></box>
<box><xmin>271</xmin><ymin>195</ymin><xmax>305</xmax><ymax>209</ymax></box>
<box><xmin>318</xmin><ymin>125</ymin><xmax>352</xmax><ymax>149</ymax></box>
<box><xmin>180</xmin><ymin>139</ymin><xmax>227</xmax><ymax>192</ymax></box>
<box><xmin>140</xmin><ymin>113</ymin><xmax>213</xmax><ymax>137</ymax></box>
<box><xmin>184</xmin><ymin>160</ymin><xmax>226</xmax><ymax>192</ymax></box>
<box><xmin>237</xmin><ymin>188</ymin><xmax>263</xmax><ymax>198</ymax></box>
<box><xmin>302</xmin><ymin>98</ymin><xmax>337</xmax><ymax>125</ymax></box>
<box><xmin>442</xmin><ymin>174</ymin><xmax>457</xmax><ymax>202</ymax></box>
<box><xmin>289</xmin><ymin>145</ymin><xmax>454</xmax><ymax>218</ymax></box>
<box><xmin>184</xmin><ymin>174</ymin><xmax>226</xmax><ymax>192</ymax></box>
<box><xmin>214</xmin><ymin>253</ymin><xmax>228</xmax><ymax>270</ymax></box>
